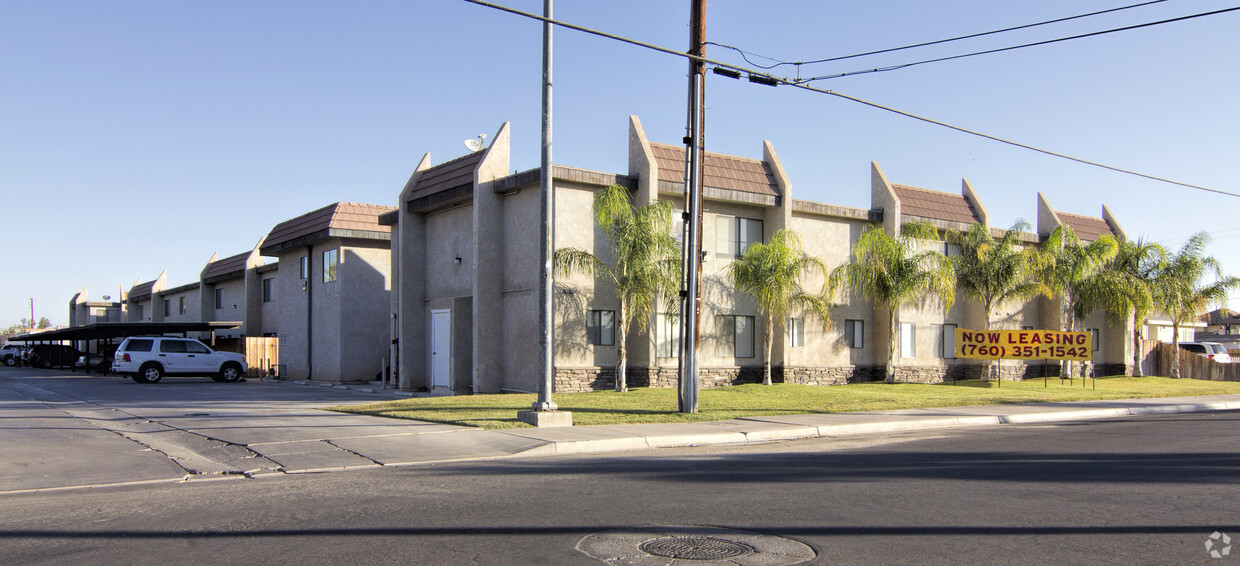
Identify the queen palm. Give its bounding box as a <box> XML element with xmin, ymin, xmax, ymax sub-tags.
<box><xmin>945</xmin><ymin>220</ymin><xmax>1047</xmax><ymax>379</ymax></box>
<box><xmin>1079</xmin><ymin>238</ymin><xmax>1164</xmax><ymax>377</ymax></box>
<box><xmin>553</xmin><ymin>184</ymin><xmax>681</xmax><ymax>392</ymax></box>
<box><xmin>1032</xmin><ymin>226</ymin><xmax>1118</xmax><ymax>378</ymax></box>
<box><xmin>725</xmin><ymin>229</ymin><xmax>831</xmax><ymax>385</ymax></box>
<box><xmin>1152</xmin><ymin>232</ymin><xmax>1239</xmax><ymax>379</ymax></box>
<box><xmin>829</xmin><ymin>220</ymin><xmax>955</xmax><ymax>383</ymax></box>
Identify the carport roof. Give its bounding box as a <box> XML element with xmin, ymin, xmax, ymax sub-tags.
<box><xmin>6</xmin><ymin>322</ymin><xmax>242</xmax><ymax>342</ymax></box>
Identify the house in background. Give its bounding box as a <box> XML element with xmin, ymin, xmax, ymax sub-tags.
<box><xmin>68</xmin><ymin>288</ymin><xmax>123</xmax><ymax>326</ymax></box>
<box><xmin>260</xmin><ymin>202</ymin><xmax>395</xmax><ymax>383</ymax></box>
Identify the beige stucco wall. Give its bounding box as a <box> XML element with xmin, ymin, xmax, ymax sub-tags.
<box><xmin>552</xmin><ymin>182</ymin><xmax>620</xmax><ymax>372</ymax></box>
<box><xmin>787</xmin><ymin>211</ymin><xmax>879</xmax><ymax>368</ymax></box>
<box><xmin>336</xmin><ymin>243</ymin><xmax>392</xmax><ymax>382</ymax></box>
<box><xmin>208</xmin><ymin>278</ymin><xmax>246</xmax><ymax>338</ymax></box>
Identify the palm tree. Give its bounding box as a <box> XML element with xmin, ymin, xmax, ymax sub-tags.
<box><xmin>1032</xmin><ymin>226</ymin><xmax>1118</xmax><ymax>378</ymax></box>
<box><xmin>945</xmin><ymin>220</ymin><xmax>1047</xmax><ymax>379</ymax></box>
<box><xmin>829</xmin><ymin>220</ymin><xmax>956</xmax><ymax>383</ymax></box>
<box><xmin>725</xmin><ymin>229</ymin><xmax>831</xmax><ymax>385</ymax></box>
<box><xmin>553</xmin><ymin>184</ymin><xmax>681</xmax><ymax>392</ymax></box>
<box><xmin>1152</xmin><ymin>232</ymin><xmax>1240</xmax><ymax>379</ymax></box>
<box><xmin>1079</xmin><ymin>238</ymin><xmax>1165</xmax><ymax>377</ymax></box>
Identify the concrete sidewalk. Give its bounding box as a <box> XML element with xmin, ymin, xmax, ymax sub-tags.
<box><xmin>226</xmin><ymin>386</ymin><xmax>1240</xmax><ymax>475</ymax></box>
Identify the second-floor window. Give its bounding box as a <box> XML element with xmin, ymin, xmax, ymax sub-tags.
<box><xmin>262</xmin><ymin>278</ymin><xmax>274</xmax><ymax>303</ymax></box>
<box><xmin>716</xmin><ymin>216</ymin><xmax>763</xmax><ymax>258</ymax></box>
<box><xmin>323</xmin><ymin>249</ymin><xmax>339</xmax><ymax>283</ymax></box>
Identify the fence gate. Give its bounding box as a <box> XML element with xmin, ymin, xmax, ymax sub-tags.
<box><xmin>245</xmin><ymin>337</ymin><xmax>280</xmax><ymax>378</ymax></box>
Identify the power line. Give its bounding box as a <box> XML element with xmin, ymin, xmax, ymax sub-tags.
<box><xmin>797</xmin><ymin>6</ymin><xmax>1240</xmax><ymax>83</ymax></box>
<box><xmin>707</xmin><ymin>0</ymin><xmax>1168</xmax><ymax>71</ymax></box>
<box><xmin>461</xmin><ymin>0</ymin><xmax>1238</xmax><ymax>199</ymax></box>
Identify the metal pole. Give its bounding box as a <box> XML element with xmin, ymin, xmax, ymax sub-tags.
<box><xmin>678</xmin><ymin>0</ymin><xmax>706</xmax><ymax>414</ymax></box>
<box><xmin>534</xmin><ymin>0</ymin><xmax>557</xmax><ymax>412</ymax></box>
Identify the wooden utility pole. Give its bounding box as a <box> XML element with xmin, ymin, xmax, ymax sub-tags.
<box><xmin>678</xmin><ymin>0</ymin><xmax>706</xmax><ymax>413</ymax></box>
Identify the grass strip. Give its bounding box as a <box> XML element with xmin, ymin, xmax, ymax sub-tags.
<box><xmin>327</xmin><ymin>376</ymin><xmax>1240</xmax><ymax>429</ymax></box>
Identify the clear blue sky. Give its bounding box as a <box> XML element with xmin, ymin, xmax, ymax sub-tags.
<box><xmin>3</xmin><ymin>0</ymin><xmax>1238</xmax><ymax>328</ymax></box>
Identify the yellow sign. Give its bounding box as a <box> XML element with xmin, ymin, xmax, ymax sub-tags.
<box><xmin>954</xmin><ymin>329</ymin><xmax>1092</xmax><ymax>361</ymax></box>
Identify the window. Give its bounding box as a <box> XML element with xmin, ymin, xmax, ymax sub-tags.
<box><xmin>299</xmin><ymin>256</ymin><xmax>309</xmax><ymax>280</ymax></box>
<box><xmin>215</xmin><ymin>288</ymin><xmax>223</xmax><ymax>310</ymax></box>
<box><xmin>163</xmin><ymin>299</ymin><xmax>171</xmax><ymax>317</ymax></box>
<box><xmin>159</xmin><ymin>340</ymin><xmax>186</xmax><ymax>353</ymax></box>
<box><xmin>323</xmin><ymin>249</ymin><xmax>339</xmax><ymax>283</ymax></box>
<box><xmin>1020</xmin><ymin>325</ymin><xmax>1034</xmax><ymax>331</ymax></box>
<box><xmin>944</xmin><ymin>242</ymin><xmax>962</xmax><ymax>257</ymax></box>
<box><xmin>788</xmin><ymin>317</ymin><xmax>804</xmax><ymax>347</ymax></box>
<box><xmin>844</xmin><ymin>319</ymin><xmax>864</xmax><ymax>349</ymax></box>
<box><xmin>262</xmin><ymin>278</ymin><xmax>274</xmax><ymax>303</ymax></box>
<box><xmin>716</xmin><ymin>216</ymin><xmax>763</xmax><ymax>258</ymax></box>
<box><xmin>941</xmin><ymin>323</ymin><xmax>957</xmax><ymax>359</ymax></box>
<box><xmin>900</xmin><ymin>322</ymin><xmax>916</xmax><ymax>358</ymax></box>
<box><xmin>1089</xmin><ymin>328</ymin><xmax>1100</xmax><ymax>352</ymax></box>
<box><xmin>137</xmin><ymin>305</ymin><xmax>144</xmax><ymax>320</ymax></box>
<box><xmin>587</xmin><ymin>310</ymin><xmax>615</xmax><ymax>346</ymax></box>
<box><xmin>178</xmin><ymin>296</ymin><xmax>186</xmax><ymax>315</ymax></box>
<box><xmin>122</xmin><ymin>339</ymin><xmax>153</xmax><ymax>352</ymax></box>
<box><xmin>184</xmin><ymin>340</ymin><xmax>210</xmax><ymax>354</ymax></box>
<box><xmin>719</xmin><ymin>315</ymin><xmax>756</xmax><ymax>358</ymax></box>
<box><xmin>657</xmin><ymin>313</ymin><xmax>680</xmax><ymax>358</ymax></box>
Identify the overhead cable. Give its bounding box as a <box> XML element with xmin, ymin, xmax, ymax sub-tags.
<box><xmin>461</xmin><ymin>0</ymin><xmax>1239</xmax><ymax>199</ymax></box>
<box><xmin>707</xmin><ymin>0</ymin><xmax>1168</xmax><ymax>70</ymax></box>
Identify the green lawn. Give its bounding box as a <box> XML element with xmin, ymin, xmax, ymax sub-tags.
<box><xmin>327</xmin><ymin>376</ymin><xmax>1240</xmax><ymax>429</ymax></box>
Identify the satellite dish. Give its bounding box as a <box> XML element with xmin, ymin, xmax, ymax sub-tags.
<box><xmin>102</xmin><ymin>295</ymin><xmax>111</xmax><ymax>301</ymax></box>
<box><xmin>463</xmin><ymin>133</ymin><xmax>487</xmax><ymax>153</ymax></box>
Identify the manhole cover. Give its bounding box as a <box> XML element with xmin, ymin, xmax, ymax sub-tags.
<box><xmin>577</xmin><ymin>525</ymin><xmax>815</xmax><ymax>565</ymax></box>
<box><xmin>639</xmin><ymin>536</ymin><xmax>754</xmax><ymax>560</ymax></box>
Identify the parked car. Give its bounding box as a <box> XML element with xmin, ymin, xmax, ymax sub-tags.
<box><xmin>26</xmin><ymin>344</ymin><xmax>86</xmax><ymax>369</ymax></box>
<box><xmin>75</xmin><ymin>347</ymin><xmax>116</xmax><ymax>374</ymax></box>
<box><xmin>2</xmin><ymin>343</ymin><xmax>24</xmax><ymax>366</ymax></box>
<box><xmin>112</xmin><ymin>337</ymin><xmax>247</xmax><ymax>384</ymax></box>
<box><xmin>1178</xmin><ymin>342</ymin><xmax>1233</xmax><ymax>363</ymax></box>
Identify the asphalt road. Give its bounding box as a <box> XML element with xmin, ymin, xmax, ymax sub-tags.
<box><xmin>2</xmin><ymin>409</ymin><xmax>1238</xmax><ymax>565</ymax></box>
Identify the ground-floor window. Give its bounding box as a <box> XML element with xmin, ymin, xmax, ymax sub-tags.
<box><xmin>657</xmin><ymin>313</ymin><xmax>679</xmax><ymax>358</ymax></box>
<box><xmin>587</xmin><ymin>310</ymin><xmax>615</xmax><ymax>346</ymax></box>
<box><xmin>719</xmin><ymin>315</ymin><xmax>756</xmax><ymax>358</ymax></box>
<box><xmin>845</xmin><ymin>319</ymin><xmax>864</xmax><ymax>349</ymax></box>
<box><xmin>900</xmin><ymin>322</ymin><xmax>916</xmax><ymax>358</ymax></box>
<box><xmin>940</xmin><ymin>323</ymin><xmax>957</xmax><ymax>359</ymax></box>
<box><xmin>788</xmin><ymin>317</ymin><xmax>804</xmax><ymax>347</ymax></box>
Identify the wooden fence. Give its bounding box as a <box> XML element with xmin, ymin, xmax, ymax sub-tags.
<box><xmin>1150</xmin><ymin>342</ymin><xmax>1240</xmax><ymax>382</ymax></box>
<box><xmin>209</xmin><ymin>337</ymin><xmax>280</xmax><ymax>378</ymax></box>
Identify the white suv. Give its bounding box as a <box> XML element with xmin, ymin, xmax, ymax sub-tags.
<box><xmin>2</xmin><ymin>343</ymin><xmax>24</xmax><ymax>366</ymax></box>
<box><xmin>113</xmin><ymin>337</ymin><xmax>248</xmax><ymax>384</ymax></box>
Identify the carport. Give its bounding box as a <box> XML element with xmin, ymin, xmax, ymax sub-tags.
<box><xmin>7</xmin><ymin>322</ymin><xmax>241</xmax><ymax>374</ymax></box>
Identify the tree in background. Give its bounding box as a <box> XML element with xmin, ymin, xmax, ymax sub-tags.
<box><xmin>830</xmin><ymin>220</ymin><xmax>955</xmax><ymax>383</ymax></box>
<box><xmin>554</xmin><ymin>184</ymin><xmax>681</xmax><ymax>392</ymax></box>
<box><xmin>1032</xmin><ymin>226</ymin><xmax>1118</xmax><ymax>378</ymax></box>
<box><xmin>1152</xmin><ymin>232</ymin><xmax>1240</xmax><ymax>379</ymax></box>
<box><xmin>945</xmin><ymin>220</ymin><xmax>1047</xmax><ymax>379</ymax></box>
<box><xmin>725</xmin><ymin>229</ymin><xmax>831</xmax><ymax>385</ymax></box>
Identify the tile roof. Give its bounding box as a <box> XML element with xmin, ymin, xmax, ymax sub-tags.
<box><xmin>1057</xmin><ymin>211</ymin><xmax>1114</xmax><ymax>241</ymax></box>
<box><xmin>891</xmin><ymin>184</ymin><xmax>981</xmax><ymax>225</ymax></box>
<box><xmin>649</xmin><ymin>142</ymin><xmax>780</xmax><ymax>197</ymax></box>
<box><xmin>128</xmin><ymin>280</ymin><xmax>156</xmax><ymax>302</ymax></box>
<box><xmin>202</xmin><ymin>251</ymin><xmax>250</xmax><ymax>282</ymax></box>
<box><xmin>407</xmin><ymin>151</ymin><xmax>485</xmax><ymax>202</ymax></box>
<box><xmin>262</xmin><ymin>202</ymin><xmax>397</xmax><ymax>254</ymax></box>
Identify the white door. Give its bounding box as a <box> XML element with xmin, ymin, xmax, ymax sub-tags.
<box><xmin>431</xmin><ymin>310</ymin><xmax>451</xmax><ymax>388</ymax></box>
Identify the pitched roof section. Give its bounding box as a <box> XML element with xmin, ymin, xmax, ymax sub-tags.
<box><xmin>1057</xmin><ymin>211</ymin><xmax>1114</xmax><ymax>241</ymax></box>
<box><xmin>202</xmin><ymin>251</ymin><xmax>249</xmax><ymax>282</ymax></box>
<box><xmin>1201</xmin><ymin>308</ymin><xmax>1240</xmax><ymax>325</ymax></box>
<box><xmin>128</xmin><ymin>280</ymin><xmax>156</xmax><ymax>302</ymax></box>
<box><xmin>892</xmin><ymin>184</ymin><xmax>981</xmax><ymax>225</ymax></box>
<box><xmin>649</xmin><ymin>142</ymin><xmax>779</xmax><ymax>197</ymax></box>
<box><xmin>407</xmin><ymin>151</ymin><xmax>485</xmax><ymax>203</ymax></box>
<box><xmin>261</xmin><ymin>202</ymin><xmax>397</xmax><ymax>256</ymax></box>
